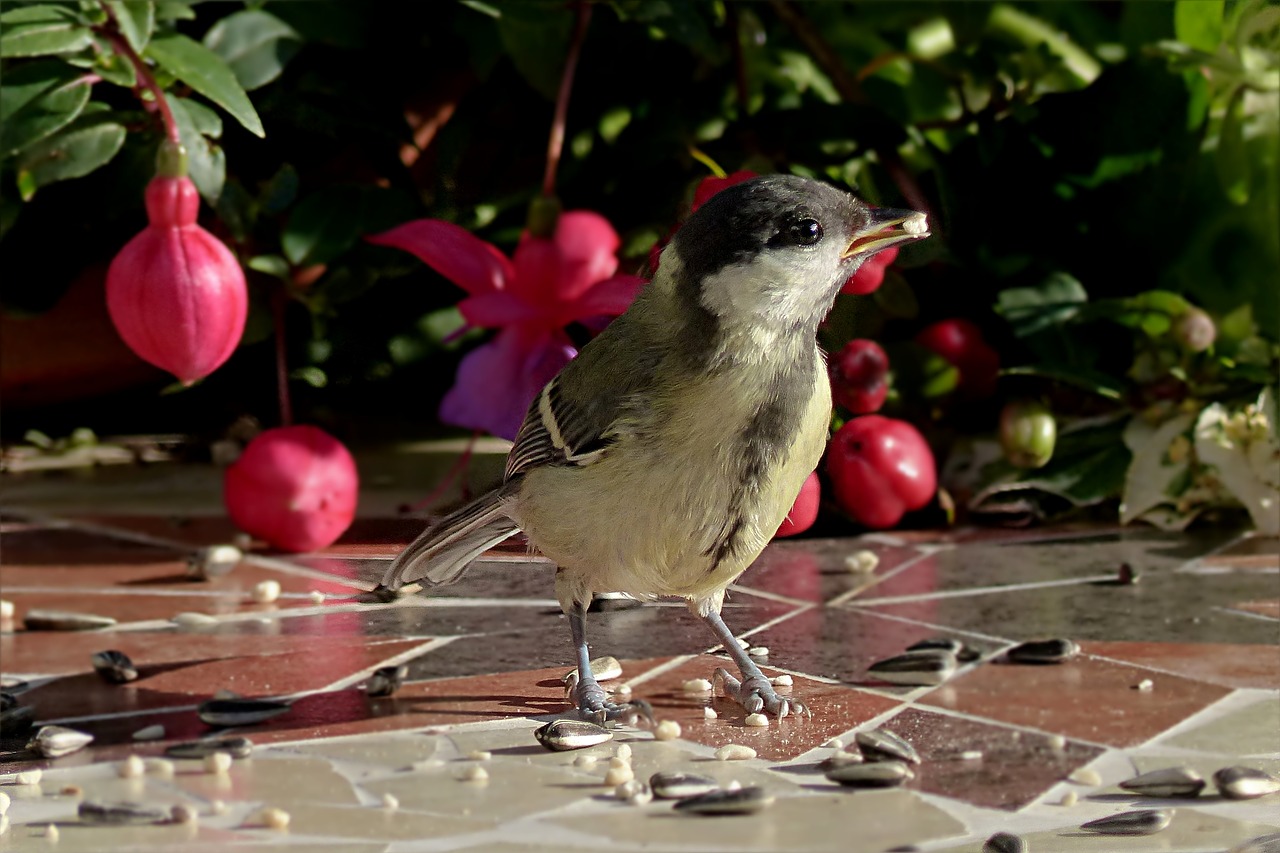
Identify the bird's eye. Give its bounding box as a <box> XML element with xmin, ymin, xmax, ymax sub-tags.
<box><xmin>788</xmin><ymin>218</ymin><xmax>822</xmax><ymax>247</ymax></box>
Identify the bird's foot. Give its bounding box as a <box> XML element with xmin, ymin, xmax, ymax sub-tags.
<box><xmin>570</xmin><ymin>679</ymin><xmax>654</xmax><ymax>727</ymax></box>
<box><xmin>713</xmin><ymin>666</ymin><xmax>807</xmax><ymax>718</ymax></box>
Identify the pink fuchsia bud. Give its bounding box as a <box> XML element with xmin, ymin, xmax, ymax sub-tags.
<box><xmin>830</xmin><ymin>339</ymin><xmax>890</xmax><ymax>414</ymax></box>
<box><xmin>775</xmin><ymin>471</ymin><xmax>820</xmax><ymax>538</ymax></box>
<box><xmin>841</xmin><ymin>246</ymin><xmax>898</xmax><ymax>296</ymax></box>
<box><xmin>106</xmin><ymin>165</ymin><xmax>247</xmax><ymax>385</ymax></box>
<box><xmin>224</xmin><ymin>426</ymin><xmax>359</xmax><ymax>553</ymax></box>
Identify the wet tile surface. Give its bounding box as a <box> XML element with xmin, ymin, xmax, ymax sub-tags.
<box><xmin>0</xmin><ymin>506</ymin><xmax>1276</xmax><ymax>851</ymax></box>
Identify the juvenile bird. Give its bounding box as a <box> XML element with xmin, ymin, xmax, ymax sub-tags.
<box><xmin>382</xmin><ymin>175</ymin><xmax>930</xmax><ymax>721</ymax></box>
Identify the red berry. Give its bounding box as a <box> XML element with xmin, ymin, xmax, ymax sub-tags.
<box><xmin>915</xmin><ymin>318</ymin><xmax>1000</xmax><ymax>398</ymax></box>
<box><xmin>775</xmin><ymin>471</ymin><xmax>820</xmax><ymax>538</ymax></box>
<box><xmin>826</xmin><ymin>416</ymin><xmax>936</xmax><ymax>529</ymax></box>
<box><xmin>830</xmin><ymin>339</ymin><xmax>890</xmax><ymax>414</ymax></box>
<box><xmin>224</xmin><ymin>426</ymin><xmax>359</xmax><ymax>552</ymax></box>
<box><xmin>692</xmin><ymin>170</ymin><xmax>757</xmax><ymax>210</ymax></box>
<box><xmin>841</xmin><ymin>246</ymin><xmax>898</xmax><ymax>296</ymax></box>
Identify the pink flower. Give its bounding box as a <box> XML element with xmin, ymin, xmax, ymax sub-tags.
<box><xmin>367</xmin><ymin>211</ymin><xmax>646</xmax><ymax>439</ymax></box>
<box><xmin>650</xmin><ymin>170</ymin><xmax>758</xmax><ymax>271</ymax></box>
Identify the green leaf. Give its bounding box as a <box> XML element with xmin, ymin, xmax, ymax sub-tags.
<box><xmin>282</xmin><ymin>185</ymin><xmax>417</xmax><ymax>266</ymax></box>
<box><xmin>497</xmin><ymin>2</ymin><xmax>571</xmax><ymax>100</ymax></box>
<box><xmin>1174</xmin><ymin>0</ymin><xmax>1223</xmax><ymax>52</ymax></box>
<box><xmin>154</xmin><ymin>1</ymin><xmax>194</xmax><ymax>21</ymax></box>
<box><xmin>995</xmin><ymin>273</ymin><xmax>1089</xmax><ymax>337</ymax></box>
<box><xmin>248</xmin><ymin>254</ymin><xmax>290</xmax><ymax>278</ymax></box>
<box><xmin>105</xmin><ymin>0</ymin><xmax>154</xmax><ymax>52</ymax></box>
<box><xmin>168</xmin><ymin>97</ymin><xmax>225</xmax><ymax>203</ymax></box>
<box><xmin>0</xmin><ymin>4</ymin><xmax>92</xmax><ymax>58</ymax></box>
<box><xmin>172</xmin><ymin>96</ymin><xmax>222</xmax><ymax>137</ymax></box>
<box><xmin>65</xmin><ymin>33</ymin><xmax>137</xmax><ymax>86</ymax></box>
<box><xmin>146</xmin><ymin>33</ymin><xmax>264</xmax><ymax>137</ymax></box>
<box><xmin>1216</xmin><ymin>86</ymin><xmax>1250</xmax><ymax>205</ymax></box>
<box><xmin>259</xmin><ymin>163</ymin><xmax>298</xmax><ymax>214</ymax></box>
<box><xmin>203</xmin><ymin>9</ymin><xmax>302</xmax><ymax>91</ymax></box>
<box><xmin>1001</xmin><ymin>364</ymin><xmax>1124</xmax><ymax>400</ymax></box>
<box><xmin>0</xmin><ymin>61</ymin><xmax>91</xmax><ymax>157</ymax></box>
<box><xmin>215</xmin><ymin>177</ymin><xmax>254</xmax><ymax>242</ymax></box>
<box><xmin>14</xmin><ymin>111</ymin><xmax>126</xmax><ymax>197</ymax></box>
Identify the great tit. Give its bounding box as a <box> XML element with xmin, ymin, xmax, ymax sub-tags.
<box><xmin>382</xmin><ymin>175</ymin><xmax>930</xmax><ymax>721</ymax></box>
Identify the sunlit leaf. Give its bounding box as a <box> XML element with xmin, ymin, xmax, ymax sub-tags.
<box><xmin>0</xmin><ymin>4</ymin><xmax>92</xmax><ymax>58</ymax></box>
<box><xmin>147</xmin><ymin>33</ymin><xmax>265</xmax><ymax>137</ymax></box>
<box><xmin>203</xmin><ymin>9</ymin><xmax>302</xmax><ymax>91</ymax></box>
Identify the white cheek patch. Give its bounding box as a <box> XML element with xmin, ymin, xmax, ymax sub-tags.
<box><xmin>698</xmin><ymin>247</ymin><xmax>842</xmax><ymax>332</ymax></box>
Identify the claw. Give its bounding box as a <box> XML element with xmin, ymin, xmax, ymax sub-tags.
<box><xmin>571</xmin><ymin>679</ymin><xmax>652</xmax><ymax>726</ymax></box>
<box><xmin>713</xmin><ymin>666</ymin><xmax>806</xmax><ymax>718</ymax></box>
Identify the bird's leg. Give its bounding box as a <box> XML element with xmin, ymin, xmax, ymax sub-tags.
<box><xmin>700</xmin><ymin>608</ymin><xmax>805</xmax><ymax>718</ymax></box>
<box><xmin>566</xmin><ymin>604</ymin><xmax>653</xmax><ymax>726</ymax></box>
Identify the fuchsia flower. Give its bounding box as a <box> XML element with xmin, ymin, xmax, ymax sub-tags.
<box><xmin>368</xmin><ymin>211</ymin><xmax>646</xmax><ymax>439</ymax></box>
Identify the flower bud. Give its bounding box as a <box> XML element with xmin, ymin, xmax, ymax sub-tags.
<box><xmin>106</xmin><ymin>167</ymin><xmax>247</xmax><ymax>385</ymax></box>
<box><xmin>999</xmin><ymin>400</ymin><xmax>1057</xmax><ymax>469</ymax></box>
<box><xmin>224</xmin><ymin>426</ymin><xmax>359</xmax><ymax>553</ymax></box>
<box><xmin>1172</xmin><ymin>307</ymin><xmax>1216</xmax><ymax>353</ymax></box>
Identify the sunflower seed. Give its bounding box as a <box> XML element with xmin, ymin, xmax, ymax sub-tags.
<box><xmin>855</xmin><ymin>729</ymin><xmax>921</xmax><ymax>765</ymax></box>
<box><xmin>251</xmin><ymin>580</ymin><xmax>281</xmax><ymax>604</ymax></box>
<box><xmin>78</xmin><ymin>801</ymin><xmax>168</xmax><ymax>825</ymax></box>
<box><xmin>45</xmin><ymin>824</ymin><xmax>58</xmax><ymax>842</ymax></box>
<box><xmin>674</xmin><ymin>785</ymin><xmax>773</xmax><ymax>815</ymax></box>
<box><xmin>197</xmin><ymin>698</ymin><xmax>290</xmax><ymax>727</ymax></box>
<box><xmin>1080</xmin><ymin>809</ymin><xmax>1172</xmax><ymax>835</ymax></box>
<box><xmin>907</xmin><ymin>637</ymin><xmax>964</xmax><ymax>655</ymax></box>
<box><xmin>1119</xmin><ymin>767</ymin><xmax>1205</xmax><ymax>798</ymax></box>
<box><xmin>132</xmin><ymin>724</ymin><xmax>165</xmax><ymax>741</ymax></box>
<box><xmin>845</xmin><ymin>550</ymin><xmax>880</xmax><ymax>573</ymax></box>
<box><xmin>561</xmin><ymin>656</ymin><xmax>623</xmax><ymax>684</ymax></box>
<box><xmin>165</xmin><ymin>736</ymin><xmax>254</xmax><ymax>760</ymax></box>
<box><xmin>1059</xmin><ymin>790</ymin><xmax>1078</xmax><ymax>806</ymax></box>
<box><xmin>604</xmin><ymin>765</ymin><xmax>634</xmax><ymax>786</ymax></box>
<box><xmin>0</xmin><ymin>700</ymin><xmax>35</xmax><ymax>735</ymax></box>
<box><xmin>91</xmin><ymin>650</ymin><xmax>138</xmax><ymax>684</ymax></box>
<box><xmin>1008</xmin><ymin>638</ymin><xmax>1080</xmax><ymax>664</ymax></box>
<box><xmin>1229</xmin><ymin>833</ymin><xmax>1280</xmax><ymax>853</ymax></box>
<box><xmin>744</xmin><ymin>713</ymin><xmax>769</xmax><ymax>727</ymax></box>
<box><xmin>309</xmin><ymin>590</ymin><xmax>326</xmax><ymax>605</ymax></box>
<box><xmin>817</xmin><ymin>752</ymin><xmax>865</xmax><ymax>773</ymax></box>
<box><xmin>380</xmin><ymin>793</ymin><xmax>399</xmax><ymax>811</ymax></box>
<box><xmin>24</xmin><ymin>609</ymin><xmax>116</xmax><ymax>631</ymax></box>
<box><xmin>650</xmin><ymin>771</ymin><xmax>719</xmax><ymax>800</ymax></box>
<box><xmin>715</xmin><ymin>744</ymin><xmax>756</xmax><ymax>761</ymax></box>
<box><xmin>459</xmin><ymin>765</ymin><xmax>489</xmax><ymax>783</ymax></box>
<box><xmin>0</xmin><ymin>599</ymin><xmax>13</xmax><ymax>620</ymax></box>
<box><xmin>982</xmin><ymin>831</ymin><xmax>1027</xmax><ymax>853</ymax></box>
<box><xmin>0</xmin><ymin>769</ymin><xmax>41</xmax><ymax>786</ymax></box>
<box><xmin>1069</xmin><ymin>767</ymin><xmax>1102</xmax><ymax>786</ymax></box>
<box><xmin>365</xmin><ymin>664</ymin><xmax>409</xmax><ymax>697</ymax></box>
<box><xmin>654</xmin><ymin>720</ymin><xmax>682</xmax><ymax>741</ymax></box>
<box><xmin>826</xmin><ymin>759</ymin><xmax>914</xmax><ymax>788</ymax></box>
<box><xmin>1214</xmin><ymin>766</ymin><xmax>1280</xmax><ymax>800</ymax></box>
<box><xmin>203</xmin><ymin>752</ymin><xmax>232</xmax><ymax>774</ymax></box>
<box><xmin>748</xmin><ymin>646</ymin><xmax>769</xmax><ymax>658</ymax></box>
<box><xmin>573</xmin><ymin>755</ymin><xmax>597</xmax><ymax>769</ymax></box>
<box><xmin>534</xmin><ymin>718</ymin><xmax>613</xmax><ymax>751</ymax></box>
<box><xmin>682</xmin><ymin>678</ymin><xmax>713</xmax><ymax>694</ymax></box>
<box><xmin>771</xmin><ymin>674</ymin><xmax>793</xmax><ymax>687</ymax></box>
<box><xmin>186</xmin><ymin>545</ymin><xmax>242</xmax><ymax>579</ymax></box>
<box><xmin>1134</xmin><ymin>678</ymin><xmax>1155</xmax><ymax>691</ymax></box>
<box><xmin>28</xmin><ymin>725</ymin><xmax>94</xmax><ymax>758</ymax></box>
<box><xmin>867</xmin><ymin>650</ymin><xmax>957</xmax><ymax>685</ymax></box>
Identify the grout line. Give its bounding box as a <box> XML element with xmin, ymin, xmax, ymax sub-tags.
<box><xmin>847</xmin><ymin>572</ymin><xmax>1118</xmax><ymax>607</ymax></box>
<box><xmin>296</xmin><ymin>636</ymin><xmax>459</xmax><ymax>698</ymax></box>
<box><xmin>1213</xmin><ymin>604</ymin><xmax>1280</xmax><ymax>623</ymax></box>
<box><xmin>824</xmin><ymin>605</ymin><xmax>1020</xmax><ymax>647</ymax></box>
<box><xmin>825</xmin><ymin>548</ymin><xmax>938</xmax><ymax>608</ymax></box>
<box><xmin>724</xmin><ymin>584</ymin><xmax>813</xmax><ymax>609</ymax></box>
<box><xmin>899</xmin><ymin>698</ymin><xmax>1118</xmax><ymax>753</ymax></box>
<box><xmin>620</xmin><ymin>654</ymin><xmax>697</xmax><ymax>689</ymax></box>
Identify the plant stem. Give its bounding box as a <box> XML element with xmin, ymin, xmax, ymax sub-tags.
<box><xmin>273</xmin><ymin>290</ymin><xmax>293</xmax><ymax>428</ymax></box>
<box><xmin>542</xmin><ymin>0</ymin><xmax>592</xmax><ymax>197</ymax></box>
<box><xmin>95</xmin><ymin>6</ymin><xmax>181</xmax><ymax>145</ymax></box>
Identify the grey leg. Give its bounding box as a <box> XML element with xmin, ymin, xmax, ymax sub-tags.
<box><xmin>567</xmin><ymin>604</ymin><xmax>653</xmax><ymax>725</ymax></box>
<box><xmin>701</xmin><ymin>607</ymin><xmax>805</xmax><ymax>718</ymax></box>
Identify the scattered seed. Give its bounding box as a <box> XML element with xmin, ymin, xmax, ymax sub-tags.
<box><xmin>1119</xmin><ymin>767</ymin><xmax>1206</xmax><ymax>798</ymax></box>
<box><xmin>145</xmin><ymin>759</ymin><xmax>174</xmax><ymax>778</ymax></box>
<box><xmin>0</xmin><ymin>600</ymin><xmax>13</xmax><ymax>620</ymax></box>
<box><xmin>608</xmin><ymin>756</ymin><xmax>631</xmax><ymax>770</ymax></box>
<box><xmin>650</xmin><ymin>772</ymin><xmax>719</xmax><ymax>800</ymax></box>
<box><xmin>380</xmin><ymin>793</ymin><xmax>399</xmax><ymax>811</ymax></box>
<box><xmin>823</xmin><ymin>737</ymin><xmax>844</xmax><ymax>749</ymax></box>
<box><xmin>0</xmin><ymin>791</ymin><xmax>8</xmax><ymax>814</ymax></box>
<box><xmin>467</xmin><ymin>750</ymin><xmax>491</xmax><ymax>762</ymax></box>
<box><xmin>0</xmin><ymin>815</ymin><xmax>7</xmax><ymax>836</ymax></box>
<box><xmin>46</xmin><ymin>823</ymin><xmax>59</xmax><ymax>842</ymax></box>
<box><xmin>562</xmin><ymin>656</ymin><xmax>623</xmax><ymax>685</ymax></box>
<box><xmin>197</xmin><ymin>698</ymin><xmax>290</xmax><ymax>727</ymax></box>
<box><xmin>90</xmin><ymin>650</ymin><xmax>138</xmax><ymax>684</ymax></box>
<box><xmin>78</xmin><ymin>801</ymin><xmax>168</xmax><ymax>825</ymax></box>
<box><xmin>1007</xmin><ymin>638</ymin><xmax>1080</xmax><ymax>664</ymax></box>
<box><xmin>982</xmin><ymin>831</ymin><xmax>1028</xmax><ymax>853</ymax></box>
<box><xmin>845</xmin><ymin>550</ymin><xmax>880</xmax><ymax>573</ymax></box>
<box><xmin>654</xmin><ymin>720</ymin><xmax>682</xmax><ymax>741</ymax></box>
<box><xmin>59</xmin><ymin>785</ymin><xmax>82</xmax><ymax>798</ymax></box>
<box><xmin>612</xmin><ymin>683</ymin><xmax>632</xmax><ymax>697</ymax></box>
<box><xmin>682</xmin><ymin>678</ymin><xmax>713</xmax><ymax>694</ymax></box>
<box><xmin>604</xmin><ymin>764</ymin><xmax>635</xmax><ymax>786</ymax></box>
<box><xmin>1080</xmin><ymin>808</ymin><xmax>1172</xmax><ymax>836</ymax></box>
<box><xmin>748</xmin><ymin>646</ymin><xmax>769</xmax><ymax>658</ymax></box>
<box><xmin>187</xmin><ymin>545</ymin><xmax>242</xmax><ymax>580</ymax></box>
<box><xmin>703</xmin><ymin>707</ymin><xmax>717</xmax><ymax>720</ymax></box>
<box><xmin>1069</xmin><ymin>768</ymin><xmax>1102</xmax><ymax>786</ymax></box>
<box><xmin>171</xmin><ymin>612</ymin><xmax>218</xmax><ymax>627</ymax></box>
<box><xmin>615</xmin><ymin>778</ymin><xmax>650</xmax><ymax>804</ymax></box>
<box><xmin>459</xmin><ymin>765</ymin><xmax>489</xmax><ymax>784</ymax></box>
<box><xmin>258</xmin><ymin>807</ymin><xmax>290</xmax><ymax>830</ymax></box>
<box><xmin>210</xmin><ymin>800</ymin><xmax>228</xmax><ymax>816</ymax></box>
<box><xmin>308</xmin><ymin>590</ymin><xmax>326</xmax><ymax>605</ymax></box>
<box><xmin>715</xmin><ymin>744</ymin><xmax>757</xmax><ymax>761</ymax></box>
<box><xmin>203</xmin><ymin>752</ymin><xmax>232</xmax><ymax>774</ymax></box>
<box><xmin>825</xmin><ymin>759</ymin><xmax>914</xmax><ymax>788</ymax></box>
<box><xmin>573</xmin><ymin>755</ymin><xmax>597</xmax><ymax>770</ymax></box>
<box><xmin>25</xmin><ymin>609</ymin><xmax>117</xmax><ymax>631</ymax></box>
<box><xmin>674</xmin><ymin>785</ymin><xmax>774</xmax><ymax>815</ymax></box>
<box><xmin>117</xmin><ymin>756</ymin><xmax>145</xmax><ymax>779</ymax></box>
<box><xmin>770</xmin><ymin>674</ymin><xmax>794</xmax><ymax>687</ymax></box>
<box><xmin>744</xmin><ymin>713</ymin><xmax>769</xmax><ymax>728</ymax></box>
<box><xmin>957</xmin><ymin>750</ymin><xmax>984</xmax><ymax>761</ymax></box>
<box><xmin>1</xmin><ymin>769</ymin><xmax>42</xmax><ymax>786</ymax></box>
<box><xmin>166</xmin><ymin>736</ymin><xmax>254</xmax><ymax>760</ymax></box>
<box><xmin>817</xmin><ymin>752</ymin><xmax>865</xmax><ymax>773</ymax></box>
<box><xmin>866</xmin><ymin>650</ymin><xmax>957</xmax><ymax>686</ymax></box>
<box><xmin>1047</xmin><ymin>734</ymin><xmax>1067</xmax><ymax>750</ymax></box>
<box><xmin>534</xmin><ymin>718</ymin><xmax>613</xmax><ymax>752</ymax></box>
<box><xmin>1059</xmin><ymin>790</ymin><xmax>1078</xmax><ymax>807</ymax></box>
<box><xmin>736</xmin><ymin>638</ymin><xmax>750</xmax><ymax>650</ymax></box>
<box><xmin>1215</xmin><ymin>766</ymin><xmax>1280</xmax><ymax>800</ymax></box>
<box><xmin>28</xmin><ymin>725</ymin><xmax>94</xmax><ymax>758</ymax></box>
<box><xmin>614</xmin><ymin>743</ymin><xmax>632</xmax><ymax>762</ymax></box>
<box><xmin>1134</xmin><ymin>679</ymin><xmax>1155</xmax><ymax>691</ymax></box>
<box><xmin>365</xmin><ymin>664</ymin><xmax>409</xmax><ymax>698</ymax></box>
<box><xmin>251</xmin><ymin>580</ymin><xmax>281</xmax><ymax>604</ymax></box>
<box><xmin>132</xmin><ymin>724</ymin><xmax>165</xmax><ymax>741</ymax></box>
<box><xmin>856</xmin><ymin>729</ymin><xmax>921</xmax><ymax>765</ymax></box>
<box><xmin>170</xmin><ymin>804</ymin><xmax>198</xmax><ymax>824</ymax></box>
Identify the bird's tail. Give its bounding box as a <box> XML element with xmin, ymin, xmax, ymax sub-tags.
<box><xmin>380</xmin><ymin>489</ymin><xmax>520</xmax><ymax>592</ymax></box>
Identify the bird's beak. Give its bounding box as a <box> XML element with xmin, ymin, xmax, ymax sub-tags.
<box><xmin>842</xmin><ymin>208</ymin><xmax>930</xmax><ymax>259</ymax></box>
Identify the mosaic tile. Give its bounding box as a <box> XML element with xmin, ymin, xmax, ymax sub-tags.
<box><xmin>731</xmin><ymin>537</ymin><xmax>928</xmax><ymax>604</ymax></box>
<box><xmin>1229</xmin><ymin>599</ymin><xmax>1280</xmax><ymax>620</ymax></box>
<box><xmin>1161</xmin><ymin>697</ymin><xmax>1280</xmax><ymax>755</ymax></box>
<box><xmin>0</xmin><ymin>822</ymin><xmax>253</xmax><ymax>852</ymax></box>
<box><xmin>173</xmin><ymin>755</ymin><xmax>362</xmax><ymax>807</ymax></box>
<box><xmin>1085</xmin><ymin>640</ymin><xmax>1280</xmax><ymax>690</ymax></box>
<box><xmin>0</xmin><ymin>526</ymin><xmax>181</xmax><ymax>564</ymax></box>
<box><xmin>251</xmin><ymin>800</ymin><xmax>491</xmax><ymax>842</ymax></box>
<box><xmin>1001</xmin><ymin>809</ymin><xmax>1278</xmax><ymax>853</ymax></box>
<box><xmin>919</xmin><ymin>654</ymin><xmax>1232</xmax><ymax>748</ymax></box>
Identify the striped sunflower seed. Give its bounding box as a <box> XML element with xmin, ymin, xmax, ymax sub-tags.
<box><xmin>1007</xmin><ymin>638</ymin><xmax>1080</xmax><ymax>664</ymax></box>
<box><xmin>1080</xmin><ymin>809</ymin><xmax>1172</xmax><ymax>836</ymax></box>
<box><xmin>982</xmin><ymin>831</ymin><xmax>1028</xmax><ymax>853</ymax></box>
<box><xmin>855</xmin><ymin>729</ymin><xmax>921</xmax><ymax>765</ymax></box>
<box><xmin>673</xmin><ymin>785</ymin><xmax>773</xmax><ymax>815</ymax></box>
<box><xmin>91</xmin><ymin>650</ymin><xmax>138</xmax><ymax>684</ymax></box>
<box><xmin>534</xmin><ymin>718</ymin><xmax>613</xmax><ymax>752</ymax></box>
<box><xmin>165</xmin><ymin>736</ymin><xmax>254</xmax><ymax>760</ymax></box>
<box><xmin>1118</xmin><ymin>767</ymin><xmax>1205</xmax><ymax>798</ymax></box>
<box><xmin>1214</xmin><ymin>766</ymin><xmax>1280</xmax><ymax>800</ymax></box>
<box><xmin>365</xmin><ymin>664</ymin><xmax>409</xmax><ymax>698</ymax></box>
<box><xmin>866</xmin><ymin>650</ymin><xmax>957</xmax><ymax>686</ymax></box>
<box><xmin>825</xmin><ymin>759</ymin><xmax>914</xmax><ymax>788</ymax></box>
<box><xmin>649</xmin><ymin>772</ymin><xmax>719</xmax><ymax>800</ymax></box>
<box><xmin>197</xmin><ymin>699</ymin><xmax>290</xmax><ymax>727</ymax></box>
<box><xmin>28</xmin><ymin>725</ymin><xmax>94</xmax><ymax>758</ymax></box>
<box><xmin>78</xmin><ymin>801</ymin><xmax>168</xmax><ymax>825</ymax></box>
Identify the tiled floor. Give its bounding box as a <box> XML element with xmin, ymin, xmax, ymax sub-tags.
<box><xmin>1</xmin><ymin>494</ymin><xmax>1278</xmax><ymax>851</ymax></box>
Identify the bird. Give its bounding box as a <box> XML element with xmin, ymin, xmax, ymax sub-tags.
<box><xmin>380</xmin><ymin>174</ymin><xmax>930</xmax><ymax>722</ymax></box>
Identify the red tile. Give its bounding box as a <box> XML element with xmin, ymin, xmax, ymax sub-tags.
<box><xmin>1084</xmin><ymin>640</ymin><xmax>1280</xmax><ymax>690</ymax></box>
<box><xmin>919</xmin><ymin>654</ymin><xmax>1232</xmax><ymax>748</ymax></box>
<box><xmin>734</xmin><ymin>538</ymin><xmax>927</xmax><ymax>604</ymax></box>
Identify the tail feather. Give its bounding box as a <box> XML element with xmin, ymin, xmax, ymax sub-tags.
<box><xmin>383</xmin><ymin>489</ymin><xmax>520</xmax><ymax>590</ymax></box>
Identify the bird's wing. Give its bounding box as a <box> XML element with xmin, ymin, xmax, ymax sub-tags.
<box><xmin>504</xmin><ymin>375</ymin><xmax>617</xmax><ymax>481</ymax></box>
